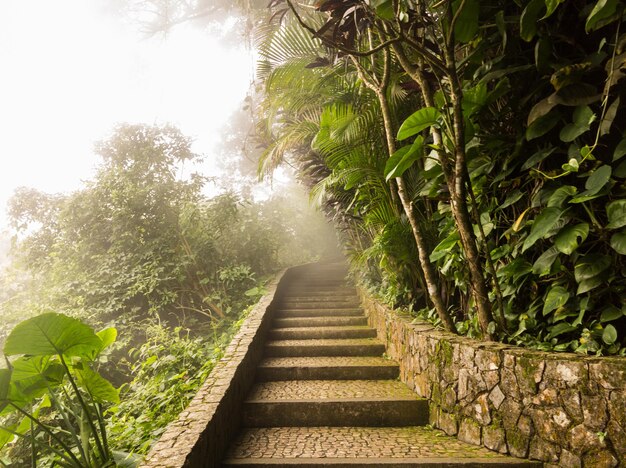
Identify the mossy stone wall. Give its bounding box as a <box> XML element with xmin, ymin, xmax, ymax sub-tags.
<box><xmin>361</xmin><ymin>292</ymin><xmax>626</xmax><ymax>468</ymax></box>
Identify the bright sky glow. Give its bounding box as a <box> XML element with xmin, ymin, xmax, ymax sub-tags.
<box><xmin>0</xmin><ymin>1</ymin><xmax>254</xmax><ymax>230</ymax></box>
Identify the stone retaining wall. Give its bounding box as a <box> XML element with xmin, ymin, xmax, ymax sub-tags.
<box><xmin>361</xmin><ymin>292</ymin><xmax>626</xmax><ymax>468</ymax></box>
<box><xmin>140</xmin><ymin>269</ymin><xmax>288</xmax><ymax>468</ymax></box>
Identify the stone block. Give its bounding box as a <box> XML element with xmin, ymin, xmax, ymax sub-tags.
<box><xmin>473</xmin><ymin>393</ymin><xmax>491</xmax><ymax>425</ymax></box>
<box><xmin>489</xmin><ymin>385</ymin><xmax>506</xmax><ymax>410</ymax></box>
<box><xmin>607</xmin><ymin>420</ymin><xmax>626</xmax><ymax>455</ymax></box>
<box><xmin>506</xmin><ymin>427</ymin><xmax>530</xmax><ymax>458</ymax></box>
<box><xmin>475</xmin><ymin>348</ymin><xmax>501</xmax><ymax>372</ymax></box>
<box><xmin>500</xmin><ymin>398</ymin><xmax>523</xmax><ymax>430</ymax></box>
<box><xmin>582</xmin><ymin>449</ymin><xmax>619</xmax><ymax>468</ymax></box>
<box><xmin>483</xmin><ymin>425</ymin><xmax>507</xmax><ymax>453</ymax></box>
<box><xmin>515</xmin><ymin>355</ymin><xmax>545</xmax><ymax>396</ymax></box>
<box><xmin>530</xmin><ymin>407</ymin><xmax>572</xmax><ymax>444</ymax></box>
<box><xmin>529</xmin><ymin>436</ymin><xmax>560</xmax><ymax>463</ymax></box>
<box><xmin>458</xmin><ymin>418</ymin><xmax>482</xmax><ymax>446</ymax></box>
<box><xmin>589</xmin><ymin>358</ymin><xmax>626</xmax><ymax>390</ymax></box>
<box><xmin>543</xmin><ymin>359</ymin><xmax>586</xmax><ymax>388</ymax></box>
<box><xmin>582</xmin><ymin>393</ymin><xmax>608</xmax><ymax>432</ymax></box>
<box><xmin>608</xmin><ymin>391</ymin><xmax>626</xmax><ymax>429</ymax></box>
<box><xmin>439</xmin><ymin>410</ymin><xmax>458</xmax><ymax>436</ymax></box>
<box><xmin>568</xmin><ymin>423</ymin><xmax>606</xmax><ymax>453</ymax></box>
<box><xmin>559</xmin><ymin>449</ymin><xmax>581</xmax><ymax>468</ymax></box>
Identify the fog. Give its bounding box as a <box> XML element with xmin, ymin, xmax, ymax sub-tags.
<box><xmin>0</xmin><ymin>0</ymin><xmax>257</xmax><ymax>231</ymax></box>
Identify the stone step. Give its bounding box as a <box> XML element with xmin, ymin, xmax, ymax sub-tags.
<box><xmin>242</xmin><ymin>380</ymin><xmax>428</xmax><ymax>427</ymax></box>
<box><xmin>274</xmin><ymin>308</ymin><xmax>364</xmax><ymax>318</ymax></box>
<box><xmin>284</xmin><ymin>288</ymin><xmax>358</xmax><ymax>295</ymax></box>
<box><xmin>269</xmin><ymin>326</ymin><xmax>376</xmax><ymax>340</ymax></box>
<box><xmin>265</xmin><ymin>339</ymin><xmax>385</xmax><ymax>357</ymax></box>
<box><xmin>277</xmin><ymin>295</ymin><xmax>359</xmax><ymax>302</ymax></box>
<box><xmin>276</xmin><ymin>301</ymin><xmax>361</xmax><ymax>309</ymax></box>
<box><xmin>256</xmin><ymin>356</ymin><xmax>399</xmax><ymax>381</ymax></box>
<box><xmin>273</xmin><ymin>316</ymin><xmax>368</xmax><ymax>328</ymax></box>
<box><xmin>224</xmin><ymin>427</ymin><xmax>542</xmax><ymax>467</ymax></box>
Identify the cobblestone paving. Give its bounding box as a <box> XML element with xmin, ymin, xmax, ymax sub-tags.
<box><xmin>247</xmin><ymin>380</ymin><xmax>419</xmax><ymax>400</ymax></box>
<box><xmin>266</xmin><ymin>338</ymin><xmax>381</xmax><ymax>347</ymax></box>
<box><xmin>260</xmin><ymin>356</ymin><xmax>397</xmax><ymax>367</ymax></box>
<box><xmin>226</xmin><ymin>427</ymin><xmax>510</xmax><ymax>459</ymax></box>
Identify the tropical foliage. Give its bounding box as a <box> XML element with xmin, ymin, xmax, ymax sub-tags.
<box><xmin>253</xmin><ymin>0</ymin><xmax>626</xmax><ymax>354</ymax></box>
<box><xmin>0</xmin><ymin>123</ymin><xmax>336</xmax><ymax>464</ymax></box>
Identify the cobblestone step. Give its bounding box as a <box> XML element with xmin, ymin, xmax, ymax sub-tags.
<box><xmin>283</xmin><ymin>288</ymin><xmax>358</xmax><ymax>296</ymax></box>
<box><xmin>223</xmin><ymin>427</ymin><xmax>542</xmax><ymax>467</ymax></box>
<box><xmin>274</xmin><ymin>308</ymin><xmax>364</xmax><ymax>318</ymax></box>
<box><xmin>275</xmin><ymin>301</ymin><xmax>361</xmax><ymax>309</ymax></box>
<box><xmin>242</xmin><ymin>380</ymin><xmax>427</xmax><ymax>427</ymax></box>
<box><xmin>273</xmin><ymin>316</ymin><xmax>368</xmax><ymax>328</ymax></box>
<box><xmin>265</xmin><ymin>338</ymin><xmax>385</xmax><ymax>357</ymax></box>
<box><xmin>277</xmin><ymin>295</ymin><xmax>359</xmax><ymax>302</ymax></box>
<box><xmin>256</xmin><ymin>356</ymin><xmax>399</xmax><ymax>381</ymax></box>
<box><xmin>269</xmin><ymin>326</ymin><xmax>376</xmax><ymax>340</ymax></box>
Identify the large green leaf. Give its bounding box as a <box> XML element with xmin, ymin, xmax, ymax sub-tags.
<box><xmin>532</xmin><ymin>246</ymin><xmax>560</xmax><ymax>276</ymax></box>
<box><xmin>397</xmin><ymin>108</ymin><xmax>440</xmax><ymax>141</ymax></box>
<box><xmin>606</xmin><ymin>200</ymin><xmax>626</xmax><ymax>229</ymax></box>
<box><xmin>602</xmin><ymin>324</ymin><xmax>618</xmax><ymax>345</ymax></box>
<box><xmin>574</xmin><ymin>254</ymin><xmax>611</xmax><ymax>282</ymax></box>
<box><xmin>613</xmin><ymin>137</ymin><xmax>626</xmax><ymax>162</ymax></box>
<box><xmin>610</xmin><ymin>230</ymin><xmax>626</xmax><ymax>254</ymax></box>
<box><xmin>430</xmin><ymin>231</ymin><xmax>460</xmax><ymax>262</ymax></box>
<box><xmin>543</xmin><ymin>0</ymin><xmax>564</xmax><ymax>18</ymax></box>
<box><xmin>453</xmin><ymin>0</ymin><xmax>479</xmax><ymax>43</ymax></box>
<box><xmin>520</xmin><ymin>0</ymin><xmax>545</xmax><ymax>41</ymax></box>
<box><xmin>547</xmin><ymin>186</ymin><xmax>577</xmax><ymax>207</ymax></box>
<box><xmin>526</xmin><ymin>110</ymin><xmax>561</xmax><ymax>140</ymax></box>
<box><xmin>522</xmin><ymin>207</ymin><xmax>566</xmax><ymax>252</ymax></box>
<box><xmin>547</xmin><ymin>322</ymin><xmax>576</xmax><ymax>339</ymax></box>
<box><xmin>586</xmin><ymin>0</ymin><xmax>620</xmax><ymax>32</ymax></box>
<box><xmin>554</xmin><ymin>223</ymin><xmax>589</xmax><ymax>254</ymax></box>
<box><xmin>75</xmin><ymin>364</ymin><xmax>119</xmax><ymax>404</ymax></box>
<box><xmin>4</xmin><ymin>312</ymin><xmax>103</xmax><ymax>358</ymax></box>
<box><xmin>0</xmin><ymin>369</ymin><xmax>10</xmax><ymax>401</ymax></box>
<box><xmin>543</xmin><ymin>285</ymin><xmax>570</xmax><ymax>316</ymax></box>
<box><xmin>385</xmin><ymin>136</ymin><xmax>424</xmax><ymax>181</ymax></box>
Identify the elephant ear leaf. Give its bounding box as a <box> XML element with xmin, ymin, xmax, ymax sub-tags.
<box><xmin>74</xmin><ymin>365</ymin><xmax>119</xmax><ymax>404</ymax></box>
<box><xmin>4</xmin><ymin>312</ymin><xmax>102</xmax><ymax>358</ymax></box>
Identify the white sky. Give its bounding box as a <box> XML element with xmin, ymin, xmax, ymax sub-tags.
<box><xmin>0</xmin><ymin>0</ymin><xmax>255</xmax><ymax>231</ymax></box>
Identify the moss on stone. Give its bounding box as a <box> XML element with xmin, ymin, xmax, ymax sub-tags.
<box><xmin>505</xmin><ymin>428</ymin><xmax>530</xmax><ymax>458</ymax></box>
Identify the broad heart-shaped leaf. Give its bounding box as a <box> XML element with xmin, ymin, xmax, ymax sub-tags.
<box><xmin>560</xmin><ymin>124</ymin><xmax>589</xmax><ymax>142</ymax></box>
<box><xmin>453</xmin><ymin>0</ymin><xmax>479</xmax><ymax>43</ymax></box>
<box><xmin>4</xmin><ymin>312</ymin><xmax>102</xmax><ymax>358</ymax></box>
<box><xmin>610</xmin><ymin>230</ymin><xmax>626</xmax><ymax>254</ymax></box>
<box><xmin>602</xmin><ymin>324</ymin><xmax>618</xmax><ymax>345</ymax></box>
<box><xmin>586</xmin><ymin>0</ymin><xmax>619</xmax><ymax>32</ymax></box>
<box><xmin>606</xmin><ymin>200</ymin><xmax>626</xmax><ymax>229</ymax></box>
<box><xmin>585</xmin><ymin>165</ymin><xmax>612</xmax><ymax>192</ymax></box>
<box><xmin>522</xmin><ymin>207</ymin><xmax>567</xmax><ymax>252</ymax></box>
<box><xmin>430</xmin><ymin>231</ymin><xmax>460</xmax><ymax>262</ymax></box>
<box><xmin>74</xmin><ymin>363</ymin><xmax>119</xmax><ymax>404</ymax></box>
<box><xmin>385</xmin><ymin>136</ymin><xmax>424</xmax><ymax>181</ymax></box>
<box><xmin>547</xmin><ymin>186</ymin><xmax>577</xmax><ymax>207</ymax></box>
<box><xmin>547</xmin><ymin>322</ymin><xmax>577</xmax><ymax>340</ymax></box>
<box><xmin>577</xmin><ymin>276</ymin><xmax>604</xmax><ymax>295</ymax></box>
<box><xmin>554</xmin><ymin>223</ymin><xmax>589</xmax><ymax>255</ymax></box>
<box><xmin>613</xmin><ymin>137</ymin><xmax>626</xmax><ymax>162</ymax></box>
<box><xmin>526</xmin><ymin>110</ymin><xmax>561</xmax><ymax>140</ymax></box>
<box><xmin>520</xmin><ymin>0</ymin><xmax>545</xmax><ymax>41</ymax></box>
<box><xmin>533</xmin><ymin>246</ymin><xmax>560</xmax><ymax>276</ymax></box>
<box><xmin>543</xmin><ymin>285</ymin><xmax>570</xmax><ymax>316</ymax></box>
<box><xmin>543</xmin><ymin>0</ymin><xmax>564</xmax><ymax>18</ymax></box>
<box><xmin>397</xmin><ymin>108</ymin><xmax>440</xmax><ymax>141</ymax></box>
<box><xmin>574</xmin><ymin>254</ymin><xmax>611</xmax><ymax>283</ymax></box>
<box><xmin>0</xmin><ymin>369</ymin><xmax>10</xmax><ymax>401</ymax></box>
<box><xmin>601</xmin><ymin>306</ymin><xmax>624</xmax><ymax>322</ymax></box>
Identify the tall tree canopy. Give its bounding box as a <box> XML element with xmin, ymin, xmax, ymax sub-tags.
<box><xmin>253</xmin><ymin>0</ymin><xmax>626</xmax><ymax>354</ymax></box>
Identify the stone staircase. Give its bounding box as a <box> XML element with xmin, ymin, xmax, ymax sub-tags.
<box><xmin>223</xmin><ymin>263</ymin><xmax>541</xmax><ymax>467</ymax></box>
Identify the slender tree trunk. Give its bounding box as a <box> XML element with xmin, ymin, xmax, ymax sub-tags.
<box><xmin>443</xmin><ymin>45</ymin><xmax>495</xmax><ymax>339</ymax></box>
<box><xmin>393</xmin><ymin>42</ymin><xmax>495</xmax><ymax>338</ymax></box>
<box><xmin>376</xmin><ymin>87</ymin><xmax>456</xmax><ymax>332</ymax></box>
